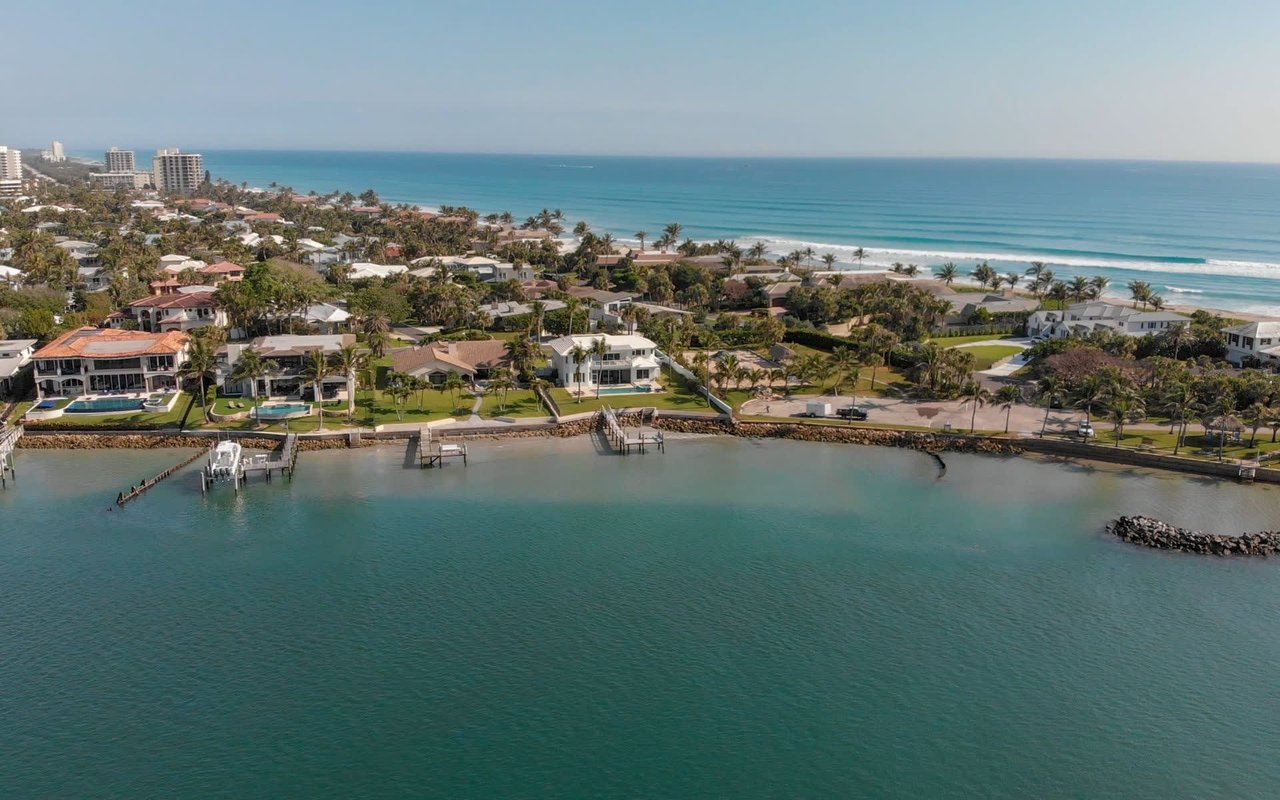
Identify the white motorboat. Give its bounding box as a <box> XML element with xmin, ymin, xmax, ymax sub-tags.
<box><xmin>207</xmin><ymin>439</ymin><xmax>242</xmax><ymax>481</ymax></box>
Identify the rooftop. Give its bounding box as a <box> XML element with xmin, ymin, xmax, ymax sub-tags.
<box><xmin>35</xmin><ymin>327</ymin><xmax>188</xmax><ymax>359</ymax></box>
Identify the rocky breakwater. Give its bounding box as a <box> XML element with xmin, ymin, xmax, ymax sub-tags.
<box><xmin>19</xmin><ymin>433</ymin><xmax>217</xmax><ymax>450</ymax></box>
<box><xmin>1109</xmin><ymin>515</ymin><xmax>1280</xmax><ymax>556</ymax></box>
<box><xmin>732</xmin><ymin>422</ymin><xmax>1022</xmax><ymax>455</ymax></box>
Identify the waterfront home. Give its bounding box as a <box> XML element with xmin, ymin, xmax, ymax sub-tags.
<box><xmin>1222</xmin><ymin>321</ymin><xmax>1280</xmax><ymax>366</ymax></box>
<box><xmin>1026</xmin><ymin>303</ymin><xmax>1188</xmax><ymax>339</ymax></box>
<box><xmin>390</xmin><ymin>340</ymin><xmax>511</xmax><ymax>385</ymax></box>
<box><xmin>110</xmin><ymin>292</ymin><xmax>226</xmax><ymax>333</ymax></box>
<box><xmin>0</xmin><ymin>338</ymin><xmax>36</xmax><ymax>396</ymax></box>
<box><xmin>547</xmin><ymin>333</ymin><xmax>661</xmax><ymax>392</ymax></box>
<box><xmin>0</xmin><ymin>264</ymin><xmax>23</xmax><ymax>286</ymax></box>
<box><xmin>220</xmin><ymin>334</ymin><xmax>356</xmax><ymax>400</ymax></box>
<box><xmin>33</xmin><ymin>327</ymin><xmax>188</xmax><ymax>398</ymax></box>
<box><xmin>293</xmin><ymin>302</ymin><xmax>352</xmax><ymax>334</ymax></box>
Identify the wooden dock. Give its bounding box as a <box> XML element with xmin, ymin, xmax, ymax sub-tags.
<box><xmin>0</xmin><ymin>425</ymin><xmax>23</xmax><ymax>488</ymax></box>
<box><xmin>599</xmin><ymin>406</ymin><xmax>664</xmax><ymax>455</ymax></box>
<box><xmin>417</xmin><ymin>427</ymin><xmax>468</xmax><ymax>468</ymax></box>
<box><xmin>118</xmin><ymin>446</ymin><xmax>210</xmax><ymax>506</ymax></box>
<box><xmin>201</xmin><ymin>434</ymin><xmax>300</xmax><ymax>494</ymax></box>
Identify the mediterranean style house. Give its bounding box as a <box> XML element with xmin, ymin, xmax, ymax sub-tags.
<box><xmin>547</xmin><ymin>334</ymin><xmax>661</xmax><ymax>392</ymax></box>
<box><xmin>33</xmin><ymin>327</ymin><xmax>189</xmax><ymax>398</ymax></box>
<box><xmin>389</xmin><ymin>340</ymin><xmax>511</xmax><ymax>385</ymax></box>
<box><xmin>109</xmin><ymin>291</ymin><xmax>227</xmax><ymax>333</ymax></box>
<box><xmin>1222</xmin><ymin>321</ymin><xmax>1280</xmax><ymax>366</ymax></box>
<box><xmin>220</xmin><ymin>334</ymin><xmax>356</xmax><ymax>400</ymax></box>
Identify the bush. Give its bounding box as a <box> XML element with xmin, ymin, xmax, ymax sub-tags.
<box><xmin>783</xmin><ymin>328</ymin><xmax>854</xmax><ymax>353</ymax></box>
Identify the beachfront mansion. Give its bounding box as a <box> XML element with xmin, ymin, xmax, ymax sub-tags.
<box><xmin>548</xmin><ymin>333</ymin><xmax>661</xmax><ymax>393</ymax></box>
<box><xmin>33</xmin><ymin>327</ymin><xmax>189</xmax><ymax>398</ymax></box>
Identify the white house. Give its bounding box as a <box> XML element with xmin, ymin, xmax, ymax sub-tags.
<box><xmin>0</xmin><ymin>338</ymin><xmax>37</xmax><ymax>396</ymax></box>
<box><xmin>345</xmin><ymin>262</ymin><xmax>408</xmax><ymax>280</ymax></box>
<box><xmin>547</xmin><ymin>333</ymin><xmax>661</xmax><ymax>393</ymax></box>
<box><xmin>1222</xmin><ymin>321</ymin><xmax>1280</xmax><ymax>366</ymax></box>
<box><xmin>219</xmin><ymin>334</ymin><xmax>356</xmax><ymax>400</ymax></box>
<box><xmin>0</xmin><ymin>264</ymin><xmax>24</xmax><ymax>286</ymax></box>
<box><xmin>1027</xmin><ymin>302</ymin><xmax>1188</xmax><ymax>339</ymax></box>
<box><xmin>295</xmin><ymin>302</ymin><xmax>352</xmax><ymax>334</ymax></box>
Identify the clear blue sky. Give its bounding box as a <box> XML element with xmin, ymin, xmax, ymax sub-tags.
<box><xmin>9</xmin><ymin>0</ymin><xmax>1279</xmax><ymax>161</ymax></box>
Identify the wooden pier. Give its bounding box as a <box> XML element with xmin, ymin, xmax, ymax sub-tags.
<box><xmin>0</xmin><ymin>425</ymin><xmax>23</xmax><ymax>489</ymax></box>
<box><xmin>417</xmin><ymin>427</ymin><xmax>468</xmax><ymax>468</ymax></box>
<box><xmin>118</xmin><ymin>446</ymin><xmax>210</xmax><ymax>506</ymax></box>
<box><xmin>599</xmin><ymin>406</ymin><xmax>664</xmax><ymax>455</ymax></box>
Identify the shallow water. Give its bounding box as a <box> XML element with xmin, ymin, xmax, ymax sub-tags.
<box><xmin>3</xmin><ymin>439</ymin><xmax>1279</xmax><ymax>798</ymax></box>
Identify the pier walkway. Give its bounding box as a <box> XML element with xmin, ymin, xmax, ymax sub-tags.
<box><xmin>0</xmin><ymin>425</ymin><xmax>23</xmax><ymax>488</ymax></box>
<box><xmin>417</xmin><ymin>427</ymin><xmax>468</xmax><ymax>468</ymax></box>
<box><xmin>599</xmin><ymin>406</ymin><xmax>664</xmax><ymax>455</ymax></box>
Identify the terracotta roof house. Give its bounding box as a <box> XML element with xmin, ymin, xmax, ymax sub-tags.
<box><xmin>112</xmin><ymin>292</ymin><xmax>226</xmax><ymax>333</ymax></box>
<box><xmin>390</xmin><ymin>340</ymin><xmax>511</xmax><ymax>385</ymax></box>
<box><xmin>33</xmin><ymin>327</ymin><xmax>188</xmax><ymax>398</ymax></box>
<box><xmin>200</xmin><ymin>261</ymin><xmax>246</xmax><ymax>282</ymax></box>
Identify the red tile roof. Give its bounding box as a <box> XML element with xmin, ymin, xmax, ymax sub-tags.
<box><xmin>35</xmin><ymin>327</ymin><xmax>189</xmax><ymax>359</ymax></box>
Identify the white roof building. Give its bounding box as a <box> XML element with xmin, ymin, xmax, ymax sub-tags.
<box><xmin>1223</xmin><ymin>321</ymin><xmax>1280</xmax><ymax>366</ymax></box>
<box><xmin>346</xmin><ymin>262</ymin><xmax>408</xmax><ymax>280</ymax></box>
<box><xmin>547</xmin><ymin>333</ymin><xmax>662</xmax><ymax>392</ymax></box>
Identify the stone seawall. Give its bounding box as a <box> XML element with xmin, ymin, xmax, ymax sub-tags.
<box><xmin>652</xmin><ymin>418</ymin><xmax>1022</xmax><ymax>455</ymax></box>
<box><xmin>1109</xmin><ymin>515</ymin><xmax>1280</xmax><ymax>556</ymax></box>
<box><xmin>19</xmin><ymin>434</ymin><xmax>231</xmax><ymax>450</ymax></box>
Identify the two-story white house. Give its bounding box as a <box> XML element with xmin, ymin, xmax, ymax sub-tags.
<box><xmin>0</xmin><ymin>338</ymin><xmax>37</xmax><ymax>396</ymax></box>
<box><xmin>33</xmin><ymin>327</ymin><xmax>188</xmax><ymax>398</ymax></box>
<box><xmin>566</xmin><ymin>288</ymin><xmax>637</xmax><ymax>327</ymax></box>
<box><xmin>110</xmin><ymin>291</ymin><xmax>227</xmax><ymax>333</ymax></box>
<box><xmin>220</xmin><ymin>334</ymin><xmax>356</xmax><ymax>400</ymax></box>
<box><xmin>1027</xmin><ymin>302</ymin><xmax>1188</xmax><ymax>339</ymax></box>
<box><xmin>1222</xmin><ymin>321</ymin><xmax>1280</xmax><ymax>366</ymax></box>
<box><xmin>547</xmin><ymin>333</ymin><xmax>661</xmax><ymax>393</ymax></box>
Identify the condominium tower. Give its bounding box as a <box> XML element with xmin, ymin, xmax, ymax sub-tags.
<box><xmin>105</xmin><ymin>147</ymin><xmax>136</xmax><ymax>173</ymax></box>
<box><xmin>151</xmin><ymin>148</ymin><xmax>204</xmax><ymax>194</ymax></box>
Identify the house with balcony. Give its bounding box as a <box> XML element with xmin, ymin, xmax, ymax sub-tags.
<box><xmin>1027</xmin><ymin>302</ymin><xmax>1188</xmax><ymax>340</ymax></box>
<box><xmin>565</xmin><ymin>287</ymin><xmax>638</xmax><ymax>327</ymax></box>
<box><xmin>0</xmin><ymin>338</ymin><xmax>37</xmax><ymax>396</ymax></box>
<box><xmin>547</xmin><ymin>333</ymin><xmax>661</xmax><ymax>393</ymax></box>
<box><xmin>220</xmin><ymin>334</ymin><xmax>356</xmax><ymax>400</ymax></box>
<box><xmin>33</xmin><ymin>327</ymin><xmax>188</xmax><ymax>398</ymax></box>
<box><xmin>110</xmin><ymin>291</ymin><xmax>227</xmax><ymax>333</ymax></box>
<box><xmin>1222</xmin><ymin>321</ymin><xmax>1280</xmax><ymax>366</ymax></box>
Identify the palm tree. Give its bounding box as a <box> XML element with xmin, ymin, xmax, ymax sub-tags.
<box><xmin>568</xmin><ymin>343</ymin><xmax>588</xmax><ymax>402</ymax></box>
<box><xmin>822</xmin><ymin>253</ymin><xmax>837</xmax><ymax>270</ymax></box>
<box><xmin>852</xmin><ymin>247</ymin><xmax>866</xmax><ymax>266</ymax></box>
<box><xmin>1168</xmin><ymin>322</ymin><xmax>1193</xmax><ymax>362</ymax></box>
<box><xmin>366</xmin><ymin>331</ymin><xmax>389</xmax><ymax>360</ymax></box>
<box><xmin>1246</xmin><ymin>402</ymin><xmax>1270</xmax><ymax>448</ymax></box>
<box><xmin>528</xmin><ymin>299</ymin><xmax>547</xmax><ymax>341</ymax></box>
<box><xmin>490</xmin><ymin>368</ymin><xmax>515</xmax><ymax>413</ymax></box>
<box><xmin>300</xmin><ymin>349</ymin><xmax>334</xmax><ymax>430</ymax></box>
<box><xmin>748</xmin><ymin>241</ymin><xmax>768</xmax><ymax>261</ymax></box>
<box><xmin>1038</xmin><ymin>376</ymin><xmax>1064</xmax><ymax>436</ymax></box>
<box><xmin>828</xmin><ymin>347</ymin><xmax>857</xmax><ymax>397</ymax></box>
<box><xmin>589</xmin><ymin>337</ymin><xmax>610</xmax><ymax>398</ymax></box>
<box><xmin>1162</xmin><ymin>383</ymin><xmax>1197</xmax><ymax>455</ymax></box>
<box><xmin>995</xmin><ymin>384</ymin><xmax>1021</xmax><ymax>434</ymax></box>
<box><xmin>935</xmin><ymin>263</ymin><xmax>959</xmax><ymax>285</ymax></box>
<box><xmin>960</xmin><ymin>381</ymin><xmax>991</xmax><ymax>433</ymax></box>
<box><xmin>177</xmin><ymin>337</ymin><xmax>218</xmax><ymax>421</ymax></box>
<box><xmin>1003</xmin><ymin>272</ymin><xmax>1020</xmax><ymax>294</ymax></box>
<box><xmin>229</xmin><ymin>346</ymin><xmax>268</xmax><ymax>419</ymax></box>
<box><xmin>1089</xmin><ymin>275</ymin><xmax>1110</xmax><ymax>299</ymax></box>
<box><xmin>1127</xmin><ymin>280</ymin><xmax>1153</xmax><ymax>309</ymax></box>
<box><xmin>1068</xmin><ymin>275</ymin><xmax>1091</xmax><ymax>303</ymax></box>
<box><xmin>1109</xmin><ymin>394</ymin><xmax>1144</xmax><ymax>448</ymax></box>
<box><xmin>332</xmin><ymin>344</ymin><xmax>368</xmax><ymax>422</ymax></box>
<box><xmin>634</xmin><ymin>231</ymin><xmax>647</xmax><ymax>252</ymax></box>
<box><xmin>971</xmin><ymin>262</ymin><xmax>997</xmax><ymax>290</ymax></box>
<box><xmin>1072</xmin><ymin>374</ymin><xmax>1106</xmax><ymax>422</ymax></box>
<box><xmin>443</xmin><ymin>371</ymin><xmax>466</xmax><ymax>413</ymax></box>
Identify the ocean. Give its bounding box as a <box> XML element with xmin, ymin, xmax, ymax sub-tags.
<box><xmin>179</xmin><ymin>151</ymin><xmax>1280</xmax><ymax>316</ymax></box>
<box><xmin>4</xmin><ymin>438</ymin><xmax>1280</xmax><ymax>798</ymax></box>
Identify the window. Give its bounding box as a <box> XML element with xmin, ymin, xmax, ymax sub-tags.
<box><xmin>635</xmin><ymin>369</ymin><xmax>651</xmax><ymax>379</ymax></box>
<box><xmin>1261</xmin><ymin>338</ymin><xmax>1272</xmax><ymax>346</ymax></box>
<box><xmin>603</xmin><ymin>352</ymin><xmax>621</xmax><ymax>362</ymax></box>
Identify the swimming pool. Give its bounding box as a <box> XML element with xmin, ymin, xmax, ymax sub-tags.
<box><xmin>65</xmin><ymin>398</ymin><xmax>145</xmax><ymax>414</ymax></box>
<box><xmin>253</xmin><ymin>403</ymin><xmax>313</xmax><ymax>418</ymax></box>
<box><xmin>596</xmin><ymin>386</ymin><xmax>655</xmax><ymax>396</ymax></box>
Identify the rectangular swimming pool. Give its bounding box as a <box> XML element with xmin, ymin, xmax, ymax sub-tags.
<box><xmin>65</xmin><ymin>398</ymin><xmax>145</xmax><ymax>414</ymax></box>
<box><xmin>596</xmin><ymin>386</ymin><xmax>655</xmax><ymax>396</ymax></box>
<box><xmin>255</xmin><ymin>403</ymin><xmax>312</xmax><ymax>417</ymax></box>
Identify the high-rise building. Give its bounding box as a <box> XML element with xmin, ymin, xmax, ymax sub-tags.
<box><xmin>152</xmin><ymin>148</ymin><xmax>204</xmax><ymax>194</ymax></box>
<box><xmin>0</xmin><ymin>145</ymin><xmax>21</xmax><ymax>180</ymax></box>
<box><xmin>49</xmin><ymin>141</ymin><xmax>65</xmax><ymax>162</ymax></box>
<box><xmin>105</xmin><ymin>147</ymin><xmax>136</xmax><ymax>173</ymax></box>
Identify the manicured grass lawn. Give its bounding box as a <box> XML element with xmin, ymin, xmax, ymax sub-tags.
<box><xmin>956</xmin><ymin>344</ymin><xmax>1024</xmax><ymax>370</ymax></box>
<box><xmin>6</xmin><ymin>400</ymin><xmax>34</xmax><ymax>423</ymax></box>
<box><xmin>928</xmin><ymin>334</ymin><xmax>1016</xmax><ymax>346</ymax></box>
<box><xmin>32</xmin><ymin>392</ymin><xmax>195</xmax><ymax>428</ymax></box>
<box><xmin>203</xmin><ymin>387</ymin><xmax>474</xmax><ymax>431</ymax></box>
<box><xmin>478</xmin><ymin>389</ymin><xmax>550</xmax><ymax>418</ymax></box>
<box><xmin>553</xmin><ymin>368</ymin><xmax>713</xmax><ymax>414</ymax></box>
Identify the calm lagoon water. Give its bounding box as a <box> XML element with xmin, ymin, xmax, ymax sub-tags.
<box><xmin>3</xmin><ymin>439</ymin><xmax>1279</xmax><ymax>798</ymax></box>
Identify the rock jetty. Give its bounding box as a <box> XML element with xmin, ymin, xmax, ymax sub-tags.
<box><xmin>1109</xmin><ymin>515</ymin><xmax>1280</xmax><ymax>556</ymax></box>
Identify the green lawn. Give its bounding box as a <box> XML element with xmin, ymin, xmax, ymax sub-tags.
<box><xmin>1069</xmin><ymin>426</ymin><xmax>1280</xmax><ymax>462</ymax></box>
<box><xmin>954</xmin><ymin>344</ymin><xmax>1024</xmax><ymax>370</ymax></box>
<box><xmin>203</xmin><ymin>387</ymin><xmax>474</xmax><ymax>431</ymax></box>
<box><xmin>553</xmin><ymin>368</ymin><xmax>713</xmax><ymax>414</ymax></box>
<box><xmin>930</xmin><ymin>334</ymin><xmax>1017</xmax><ymax>346</ymax></box>
<box><xmin>478</xmin><ymin>389</ymin><xmax>550</xmax><ymax>418</ymax></box>
<box><xmin>28</xmin><ymin>392</ymin><xmax>195</xmax><ymax>428</ymax></box>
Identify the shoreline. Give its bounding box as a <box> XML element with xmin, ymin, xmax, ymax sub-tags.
<box><xmin>17</xmin><ymin>419</ymin><xmax>1277</xmax><ymax>486</ymax></box>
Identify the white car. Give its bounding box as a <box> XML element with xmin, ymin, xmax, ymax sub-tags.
<box><xmin>1077</xmin><ymin>421</ymin><xmax>1096</xmax><ymax>438</ymax></box>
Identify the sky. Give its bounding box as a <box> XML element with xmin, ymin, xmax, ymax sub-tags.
<box><xmin>6</xmin><ymin>0</ymin><xmax>1280</xmax><ymax>161</ymax></box>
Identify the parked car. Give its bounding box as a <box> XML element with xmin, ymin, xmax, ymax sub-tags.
<box><xmin>836</xmin><ymin>406</ymin><xmax>869</xmax><ymax>420</ymax></box>
<box><xmin>1077</xmin><ymin>420</ymin><xmax>1095</xmax><ymax>438</ymax></box>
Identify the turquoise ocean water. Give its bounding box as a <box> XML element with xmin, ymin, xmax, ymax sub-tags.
<box><xmin>184</xmin><ymin>151</ymin><xmax>1280</xmax><ymax>315</ymax></box>
<box><xmin>4</xmin><ymin>439</ymin><xmax>1280</xmax><ymax>798</ymax></box>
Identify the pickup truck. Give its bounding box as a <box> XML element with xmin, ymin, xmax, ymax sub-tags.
<box><xmin>836</xmin><ymin>407</ymin><xmax>869</xmax><ymax>420</ymax></box>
